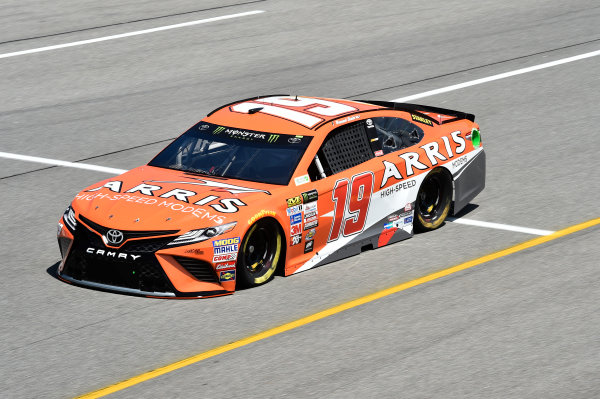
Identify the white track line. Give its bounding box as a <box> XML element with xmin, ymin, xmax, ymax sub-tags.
<box><xmin>0</xmin><ymin>11</ymin><xmax>265</xmax><ymax>59</ymax></box>
<box><xmin>392</xmin><ymin>49</ymin><xmax>600</xmax><ymax>102</ymax></box>
<box><xmin>0</xmin><ymin>152</ymin><xmax>127</xmax><ymax>175</ymax></box>
<box><xmin>446</xmin><ymin>216</ymin><xmax>554</xmax><ymax>235</ymax></box>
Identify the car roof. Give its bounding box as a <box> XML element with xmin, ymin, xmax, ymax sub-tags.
<box><xmin>203</xmin><ymin>95</ymin><xmax>384</xmax><ymax>136</ymax></box>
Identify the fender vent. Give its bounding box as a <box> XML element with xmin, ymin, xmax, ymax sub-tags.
<box><xmin>174</xmin><ymin>257</ymin><xmax>218</xmax><ymax>283</ymax></box>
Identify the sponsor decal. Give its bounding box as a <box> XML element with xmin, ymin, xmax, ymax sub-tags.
<box><xmin>411</xmin><ymin>114</ymin><xmax>433</xmax><ymax>126</ymax></box>
<box><xmin>286</xmin><ymin>196</ymin><xmax>302</xmax><ymax>207</ymax></box>
<box><xmin>213</xmin><ymin>253</ymin><xmax>237</xmax><ymax>262</ymax></box>
<box><xmin>75</xmin><ymin>193</ymin><xmax>231</xmax><ymax>221</ymax></box>
<box><xmin>452</xmin><ymin>155</ymin><xmax>468</xmax><ymax>169</ymax></box>
<box><xmin>379</xmin><ymin>179</ymin><xmax>416</xmax><ymax>198</ymax></box>
<box><xmin>199</xmin><ymin>124</ymin><xmax>210</xmax><ymax>130</ymax></box>
<box><xmin>295</xmin><ymin>174</ymin><xmax>310</xmax><ymax>186</ymax></box>
<box><xmin>291</xmin><ymin>234</ymin><xmax>302</xmax><ymax>246</ymax></box>
<box><xmin>304</xmin><ymin>240</ymin><xmax>314</xmax><ymax>253</ymax></box>
<box><xmin>304</xmin><ymin>219</ymin><xmax>318</xmax><ymax>230</ymax></box>
<box><xmin>304</xmin><ymin>215</ymin><xmax>318</xmax><ymax>224</ymax></box>
<box><xmin>385</xmin><ymin>211</ymin><xmax>414</xmax><ymax>230</ymax></box>
<box><xmin>404</xmin><ymin>203</ymin><xmax>412</xmax><ymax>211</ymax></box>
<box><xmin>374</xmin><ymin>150</ymin><xmax>384</xmax><ymax>157</ymax></box>
<box><xmin>184</xmin><ymin>248</ymin><xmax>204</xmax><ymax>255</ymax></box>
<box><xmin>291</xmin><ymin>223</ymin><xmax>302</xmax><ymax>236</ymax></box>
<box><xmin>268</xmin><ymin>134</ymin><xmax>280</xmax><ymax>143</ymax></box>
<box><xmin>301</xmin><ymin>189</ymin><xmax>318</xmax><ymax>203</ymax></box>
<box><xmin>83</xmin><ymin>178</ymin><xmax>272</xmax><ymax>217</ymax></box>
<box><xmin>303</xmin><ymin>201</ymin><xmax>317</xmax><ymax>213</ymax></box>
<box><xmin>145</xmin><ymin>177</ymin><xmax>270</xmax><ymax>195</ymax></box>
<box><xmin>248</xmin><ymin>209</ymin><xmax>276</xmax><ymax>225</ymax></box>
<box><xmin>212</xmin><ymin>237</ymin><xmax>240</xmax><ymax>255</ymax></box>
<box><xmin>288</xmin><ymin>136</ymin><xmax>303</xmax><ymax>144</ymax></box>
<box><xmin>218</xmin><ymin>128</ymin><xmax>266</xmax><ymax>141</ymax></box>
<box><xmin>286</xmin><ymin>205</ymin><xmax>303</xmax><ymax>215</ymax></box>
<box><xmin>305</xmin><ymin>228</ymin><xmax>316</xmax><ymax>241</ymax></box>
<box><xmin>290</xmin><ymin>213</ymin><xmax>302</xmax><ymax>225</ymax></box>
<box><xmin>215</xmin><ymin>261</ymin><xmax>236</xmax><ymax>270</ymax></box>
<box><xmin>86</xmin><ymin>247</ymin><xmax>141</xmax><ymax>260</ymax></box>
<box><xmin>219</xmin><ymin>270</ymin><xmax>236</xmax><ymax>282</ymax></box>
<box><xmin>378</xmin><ymin>132</ymin><xmax>466</xmax><ymax>188</ymax></box>
<box><xmin>333</xmin><ymin>114</ymin><xmax>360</xmax><ymax>125</ymax></box>
<box><xmin>304</xmin><ymin>211</ymin><xmax>317</xmax><ymax>220</ymax></box>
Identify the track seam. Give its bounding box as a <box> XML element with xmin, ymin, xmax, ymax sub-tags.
<box><xmin>0</xmin><ymin>1</ymin><xmax>267</xmax><ymax>46</ymax></box>
<box><xmin>347</xmin><ymin>37</ymin><xmax>600</xmax><ymax>98</ymax></box>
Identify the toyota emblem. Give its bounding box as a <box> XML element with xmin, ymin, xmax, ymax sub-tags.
<box><xmin>106</xmin><ymin>229</ymin><xmax>124</xmax><ymax>245</ymax></box>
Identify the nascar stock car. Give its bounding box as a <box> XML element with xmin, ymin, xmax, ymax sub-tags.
<box><xmin>57</xmin><ymin>95</ymin><xmax>485</xmax><ymax>298</ymax></box>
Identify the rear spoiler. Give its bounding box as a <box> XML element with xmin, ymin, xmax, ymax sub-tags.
<box><xmin>358</xmin><ymin>100</ymin><xmax>475</xmax><ymax>125</ymax></box>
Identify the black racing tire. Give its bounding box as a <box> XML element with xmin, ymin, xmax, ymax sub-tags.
<box><xmin>236</xmin><ymin>218</ymin><xmax>283</xmax><ymax>288</ymax></box>
<box><xmin>414</xmin><ymin>168</ymin><xmax>453</xmax><ymax>233</ymax></box>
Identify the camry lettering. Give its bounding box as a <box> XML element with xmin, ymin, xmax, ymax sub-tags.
<box><xmin>86</xmin><ymin>247</ymin><xmax>141</xmax><ymax>260</ymax></box>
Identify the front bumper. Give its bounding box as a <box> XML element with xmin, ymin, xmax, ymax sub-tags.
<box><xmin>57</xmin><ymin>216</ymin><xmax>234</xmax><ymax>298</ymax></box>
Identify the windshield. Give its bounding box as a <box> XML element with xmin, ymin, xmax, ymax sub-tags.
<box><xmin>148</xmin><ymin>122</ymin><xmax>312</xmax><ymax>185</ymax></box>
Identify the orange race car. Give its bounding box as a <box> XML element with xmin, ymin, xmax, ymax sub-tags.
<box><xmin>57</xmin><ymin>96</ymin><xmax>485</xmax><ymax>298</ymax></box>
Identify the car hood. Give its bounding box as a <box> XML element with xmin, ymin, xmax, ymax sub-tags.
<box><xmin>71</xmin><ymin>165</ymin><xmax>279</xmax><ymax>232</ymax></box>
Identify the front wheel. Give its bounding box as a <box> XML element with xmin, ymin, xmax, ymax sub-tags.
<box><xmin>414</xmin><ymin>168</ymin><xmax>452</xmax><ymax>232</ymax></box>
<box><xmin>236</xmin><ymin>218</ymin><xmax>283</xmax><ymax>288</ymax></box>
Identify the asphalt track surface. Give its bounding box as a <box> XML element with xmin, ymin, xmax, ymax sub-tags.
<box><xmin>1</xmin><ymin>1</ymin><xmax>599</xmax><ymax>397</ymax></box>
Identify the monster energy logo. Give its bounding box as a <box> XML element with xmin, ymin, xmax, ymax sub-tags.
<box><xmin>268</xmin><ymin>134</ymin><xmax>280</xmax><ymax>143</ymax></box>
<box><xmin>213</xmin><ymin>126</ymin><xmax>225</xmax><ymax>134</ymax></box>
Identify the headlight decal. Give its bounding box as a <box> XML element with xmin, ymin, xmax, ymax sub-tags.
<box><xmin>167</xmin><ymin>222</ymin><xmax>237</xmax><ymax>246</ymax></box>
<box><xmin>63</xmin><ymin>206</ymin><xmax>77</xmax><ymax>231</ymax></box>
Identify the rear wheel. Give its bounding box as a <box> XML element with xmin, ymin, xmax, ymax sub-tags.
<box><xmin>414</xmin><ymin>168</ymin><xmax>452</xmax><ymax>232</ymax></box>
<box><xmin>236</xmin><ymin>218</ymin><xmax>283</xmax><ymax>288</ymax></box>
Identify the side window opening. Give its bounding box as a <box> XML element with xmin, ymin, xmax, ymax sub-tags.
<box><xmin>370</xmin><ymin>117</ymin><xmax>424</xmax><ymax>155</ymax></box>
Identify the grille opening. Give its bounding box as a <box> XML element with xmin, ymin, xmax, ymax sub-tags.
<box><xmin>62</xmin><ymin>251</ymin><xmax>174</xmax><ymax>293</ymax></box>
<box><xmin>361</xmin><ymin>244</ymin><xmax>373</xmax><ymax>252</ymax></box>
